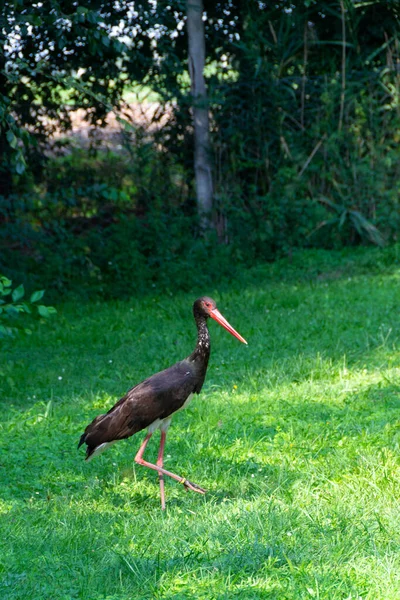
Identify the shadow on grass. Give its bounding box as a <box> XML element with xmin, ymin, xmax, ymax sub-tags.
<box><xmin>2</xmin><ymin>380</ymin><xmax>399</xmax><ymax>505</ymax></box>
<box><xmin>2</xmin><ymin>251</ymin><xmax>400</xmax><ymax>597</ymax></box>
<box><xmin>0</xmin><ymin>484</ymin><xmax>364</xmax><ymax>599</ymax></box>
<box><xmin>1</xmin><ymin>380</ymin><xmax>400</xmax><ymax>598</ymax></box>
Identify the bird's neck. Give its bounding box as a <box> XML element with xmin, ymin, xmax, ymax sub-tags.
<box><xmin>189</xmin><ymin>315</ymin><xmax>211</xmax><ymax>365</ymax></box>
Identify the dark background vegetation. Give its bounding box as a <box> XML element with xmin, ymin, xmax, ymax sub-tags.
<box><xmin>1</xmin><ymin>0</ymin><xmax>400</xmax><ymax>299</ymax></box>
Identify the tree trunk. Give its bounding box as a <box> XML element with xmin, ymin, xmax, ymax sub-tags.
<box><xmin>187</xmin><ymin>0</ymin><xmax>213</xmax><ymax>228</ymax></box>
<box><xmin>0</xmin><ymin>45</ymin><xmax>13</xmax><ymax>198</ymax></box>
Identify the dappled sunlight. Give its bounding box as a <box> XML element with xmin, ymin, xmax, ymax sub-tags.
<box><xmin>3</xmin><ymin>0</ymin><xmax>400</xmax><ymax>592</ymax></box>
<box><xmin>3</xmin><ymin>251</ymin><xmax>400</xmax><ymax>597</ymax></box>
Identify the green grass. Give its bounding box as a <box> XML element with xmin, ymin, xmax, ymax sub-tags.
<box><xmin>2</xmin><ymin>246</ymin><xmax>400</xmax><ymax>599</ymax></box>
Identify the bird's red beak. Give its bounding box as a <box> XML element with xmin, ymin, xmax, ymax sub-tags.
<box><xmin>210</xmin><ymin>308</ymin><xmax>248</xmax><ymax>344</ymax></box>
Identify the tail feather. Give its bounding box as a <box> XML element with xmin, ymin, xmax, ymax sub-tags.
<box><xmin>78</xmin><ymin>434</ymin><xmax>109</xmax><ymax>461</ymax></box>
<box><xmin>77</xmin><ymin>414</ymin><xmax>105</xmax><ymax>454</ymax></box>
<box><xmin>78</xmin><ymin>413</ymin><xmax>117</xmax><ymax>461</ymax></box>
<box><xmin>85</xmin><ymin>444</ymin><xmax>97</xmax><ymax>461</ymax></box>
<box><xmin>78</xmin><ymin>402</ymin><xmax>137</xmax><ymax>461</ymax></box>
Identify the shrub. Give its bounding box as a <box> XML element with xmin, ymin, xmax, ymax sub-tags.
<box><xmin>0</xmin><ymin>275</ymin><xmax>57</xmax><ymax>337</ymax></box>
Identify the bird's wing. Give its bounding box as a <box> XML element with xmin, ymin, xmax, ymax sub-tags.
<box><xmin>81</xmin><ymin>360</ymin><xmax>198</xmax><ymax>450</ymax></box>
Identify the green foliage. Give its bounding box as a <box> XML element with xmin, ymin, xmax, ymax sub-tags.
<box><xmin>206</xmin><ymin>2</ymin><xmax>400</xmax><ymax>248</ymax></box>
<box><xmin>0</xmin><ymin>142</ymin><xmax>237</xmax><ymax>297</ymax></box>
<box><xmin>0</xmin><ymin>0</ymin><xmax>148</xmax><ymax>195</ymax></box>
<box><xmin>0</xmin><ymin>275</ymin><xmax>56</xmax><ymax>337</ymax></box>
<box><xmin>2</xmin><ymin>248</ymin><xmax>400</xmax><ymax>597</ymax></box>
<box><xmin>2</xmin><ymin>0</ymin><xmax>400</xmax><ymax>298</ymax></box>
<box><xmin>133</xmin><ymin>0</ymin><xmax>400</xmax><ymax>249</ymax></box>
<box><xmin>0</xmin><ymin>134</ymin><xmax>397</xmax><ymax>299</ymax></box>
<box><xmin>0</xmin><ymin>95</ymin><xmax>30</xmax><ymax>177</ymax></box>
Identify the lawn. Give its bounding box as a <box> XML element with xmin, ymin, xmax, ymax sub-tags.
<box><xmin>2</xmin><ymin>247</ymin><xmax>400</xmax><ymax>599</ymax></box>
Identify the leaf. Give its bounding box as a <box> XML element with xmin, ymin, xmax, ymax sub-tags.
<box><xmin>15</xmin><ymin>151</ymin><xmax>27</xmax><ymax>175</ymax></box>
<box><xmin>349</xmin><ymin>210</ymin><xmax>385</xmax><ymax>247</ymax></box>
<box><xmin>38</xmin><ymin>305</ymin><xmax>51</xmax><ymax>318</ymax></box>
<box><xmin>38</xmin><ymin>305</ymin><xmax>57</xmax><ymax>318</ymax></box>
<box><xmin>22</xmin><ymin>14</ymin><xmax>43</xmax><ymax>26</ymax></box>
<box><xmin>12</xmin><ymin>284</ymin><xmax>24</xmax><ymax>302</ymax></box>
<box><xmin>30</xmin><ymin>290</ymin><xmax>45</xmax><ymax>303</ymax></box>
<box><xmin>20</xmin><ymin>303</ymin><xmax>32</xmax><ymax>314</ymax></box>
<box><xmin>0</xmin><ymin>276</ymin><xmax>12</xmax><ymax>289</ymax></box>
<box><xmin>15</xmin><ymin>159</ymin><xmax>26</xmax><ymax>175</ymax></box>
<box><xmin>6</xmin><ymin>130</ymin><xmax>18</xmax><ymax>149</ymax></box>
<box><xmin>339</xmin><ymin>210</ymin><xmax>347</xmax><ymax>228</ymax></box>
<box><xmin>0</xmin><ymin>324</ymin><xmax>14</xmax><ymax>338</ymax></box>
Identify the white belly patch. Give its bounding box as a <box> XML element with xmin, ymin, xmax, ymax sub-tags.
<box><xmin>147</xmin><ymin>418</ymin><xmax>163</xmax><ymax>433</ymax></box>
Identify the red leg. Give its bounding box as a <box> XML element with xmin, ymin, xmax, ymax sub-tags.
<box><xmin>134</xmin><ymin>433</ymin><xmax>206</xmax><ymax>498</ymax></box>
<box><xmin>157</xmin><ymin>431</ymin><xmax>167</xmax><ymax>510</ymax></box>
<box><xmin>135</xmin><ymin>432</ymin><xmax>153</xmax><ymax>461</ymax></box>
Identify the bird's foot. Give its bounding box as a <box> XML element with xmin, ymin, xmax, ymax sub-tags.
<box><xmin>180</xmin><ymin>478</ymin><xmax>207</xmax><ymax>494</ymax></box>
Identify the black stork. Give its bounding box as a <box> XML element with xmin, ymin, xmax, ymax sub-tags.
<box><xmin>78</xmin><ymin>296</ymin><xmax>247</xmax><ymax>509</ymax></box>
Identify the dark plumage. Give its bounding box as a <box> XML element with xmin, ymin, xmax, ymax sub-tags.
<box><xmin>78</xmin><ymin>296</ymin><xmax>247</xmax><ymax>508</ymax></box>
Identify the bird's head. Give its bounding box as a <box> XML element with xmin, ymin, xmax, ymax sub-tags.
<box><xmin>193</xmin><ymin>296</ymin><xmax>247</xmax><ymax>344</ymax></box>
